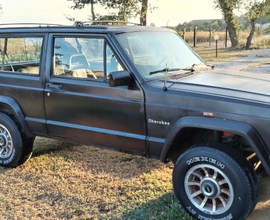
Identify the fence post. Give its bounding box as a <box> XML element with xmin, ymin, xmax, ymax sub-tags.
<box><xmin>225</xmin><ymin>27</ymin><xmax>228</xmax><ymax>48</ymax></box>
<box><xmin>194</xmin><ymin>26</ymin><xmax>197</xmax><ymax>47</ymax></box>
<box><xmin>209</xmin><ymin>24</ymin><xmax>212</xmax><ymax>47</ymax></box>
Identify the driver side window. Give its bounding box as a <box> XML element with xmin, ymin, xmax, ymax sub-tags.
<box><xmin>106</xmin><ymin>45</ymin><xmax>123</xmax><ymax>77</ymax></box>
<box><xmin>53</xmin><ymin>37</ymin><xmax>104</xmax><ymax>79</ymax></box>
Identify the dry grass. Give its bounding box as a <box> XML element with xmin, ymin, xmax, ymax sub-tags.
<box><xmin>240</xmin><ymin>61</ymin><xmax>269</xmax><ymax>71</ymax></box>
<box><xmin>254</xmin><ymin>35</ymin><xmax>270</xmax><ymax>49</ymax></box>
<box><xmin>179</xmin><ymin>31</ymin><xmax>251</xmax><ymax>43</ymax></box>
<box><xmin>0</xmin><ymin>137</ymin><xmax>193</xmax><ymax>220</ymax></box>
<box><xmin>193</xmin><ymin>47</ymin><xmax>252</xmax><ymax>61</ymax></box>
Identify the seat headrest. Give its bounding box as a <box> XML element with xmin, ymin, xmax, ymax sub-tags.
<box><xmin>69</xmin><ymin>54</ymin><xmax>89</xmax><ymax>70</ymax></box>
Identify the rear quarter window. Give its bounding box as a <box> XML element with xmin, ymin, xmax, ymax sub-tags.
<box><xmin>0</xmin><ymin>37</ymin><xmax>43</xmax><ymax>75</ymax></box>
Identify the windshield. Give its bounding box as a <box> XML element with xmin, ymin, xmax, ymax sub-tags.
<box><xmin>116</xmin><ymin>31</ymin><xmax>205</xmax><ymax>79</ymax></box>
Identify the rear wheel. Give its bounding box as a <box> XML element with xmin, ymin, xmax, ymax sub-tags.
<box><xmin>173</xmin><ymin>145</ymin><xmax>258</xmax><ymax>220</ymax></box>
<box><xmin>0</xmin><ymin>113</ymin><xmax>23</xmax><ymax>167</ymax></box>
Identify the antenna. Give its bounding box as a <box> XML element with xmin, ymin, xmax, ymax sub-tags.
<box><xmin>163</xmin><ymin>63</ymin><xmax>168</xmax><ymax>91</ymax></box>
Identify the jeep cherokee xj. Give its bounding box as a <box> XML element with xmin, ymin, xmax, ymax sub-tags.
<box><xmin>0</xmin><ymin>23</ymin><xmax>267</xmax><ymax>220</ymax></box>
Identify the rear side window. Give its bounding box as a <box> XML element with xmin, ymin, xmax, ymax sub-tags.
<box><xmin>0</xmin><ymin>37</ymin><xmax>43</xmax><ymax>74</ymax></box>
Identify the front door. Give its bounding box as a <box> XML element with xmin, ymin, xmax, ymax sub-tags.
<box><xmin>44</xmin><ymin>34</ymin><xmax>146</xmax><ymax>154</ymax></box>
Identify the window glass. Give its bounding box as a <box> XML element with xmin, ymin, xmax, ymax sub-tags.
<box><xmin>0</xmin><ymin>37</ymin><xmax>43</xmax><ymax>74</ymax></box>
<box><xmin>54</xmin><ymin>37</ymin><xmax>104</xmax><ymax>79</ymax></box>
<box><xmin>106</xmin><ymin>45</ymin><xmax>123</xmax><ymax>77</ymax></box>
<box><xmin>116</xmin><ymin>31</ymin><xmax>204</xmax><ymax>79</ymax></box>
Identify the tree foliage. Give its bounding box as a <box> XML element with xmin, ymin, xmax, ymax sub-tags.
<box><xmin>257</xmin><ymin>14</ymin><xmax>270</xmax><ymax>24</ymax></box>
<box><xmin>68</xmin><ymin>0</ymin><xmax>98</xmax><ymax>20</ymax></box>
<box><xmin>175</xmin><ymin>20</ymin><xmax>226</xmax><ymax>33</ymax></box>
<box><xmin>101</xmin><ymin>0</ymin><xmax>141</xmax><ymax>21</ymax></box>
<box><xmin>67</xmin><ymin>0</ymin><xmax>154</xmax><ymax>25</ymax></box>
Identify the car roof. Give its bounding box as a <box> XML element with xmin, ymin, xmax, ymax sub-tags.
<box><xmin>0</xmin><ymin>24</ymin><xmax>174</xmax><ymax>35</ymax></box>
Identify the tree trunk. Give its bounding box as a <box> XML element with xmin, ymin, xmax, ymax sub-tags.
<box><xmin>140</xmin><ymin>0</ymin><xmax>148</xmax><ymax>26</ymax></box>
<box><xmin>227</xmin><ymin>23</ymin><xmax>238</xmax><ymax>47</ymax></box>
<box><xmin>91</xmin><ymin>0</ymin><xmax>95</xmax><ymax>21</ymax></box>
<box><xmin>246</xmin><ymin>21</ymin><xmax>256</xmax><ymax>49</ymax></box>
<box><xmin>217</xmin><ymin>0</ymin><xmax>239</xmax><ymax>47</ymax></box>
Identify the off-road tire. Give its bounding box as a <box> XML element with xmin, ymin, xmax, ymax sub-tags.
<box><xmin>18</xmin><ymin>135</ymin><xmax>35</xmax><ymax>165</ymax></box>
<box><xmin>173</xmin><ymin>145</ymin><xmax>258</xmax><ymax>220</ymax></box>
<box><xmin>0</xmin><ymin>113</ymin><xmax>23</xmax><ymax>167</ymax></box>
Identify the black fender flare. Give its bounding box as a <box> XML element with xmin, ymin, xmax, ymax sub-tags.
<box><xmin>0</xmin><ymin>96</ymin><xmax>33</xmax><ymax>137</ymax></box>
<box><xmin>160</xmin><ymin>116</ymin><xmax>270</xmax><ymax>175</ymax></box>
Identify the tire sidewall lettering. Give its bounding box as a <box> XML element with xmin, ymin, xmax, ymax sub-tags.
<box><xmin>197</xmin><ymin>213</ymin><xmax>233</xmax><ymax>220</ymax></box>
<box><xmin>0</xmin><ymin>148</ymin><xmax>16</xmax><ymax>165</ymax></box>
<box><xmin>186</xmin><ymin>156</ymin><xmax>225</xmax><ymax>169</ymax></box>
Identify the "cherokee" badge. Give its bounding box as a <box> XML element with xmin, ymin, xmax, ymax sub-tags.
<box><xmin>148</xmin><ymin>119</ymin><xmax>170</xmax><ymax>125</ymax></box>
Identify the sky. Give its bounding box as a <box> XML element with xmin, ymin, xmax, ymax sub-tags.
<box><xmin>0</xmin><ymin>0</ymin><xmax>224</xmax><ymax>27</ymax></box>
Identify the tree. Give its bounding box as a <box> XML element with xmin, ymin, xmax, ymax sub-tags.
<box><xmin>216</xmin><ymin>0</ymin><xmax>270</xmax><ymax>48</ymax></box>
<box><xmin>215</xmin><ymin>0</ymin><xmax>241</xmax><ymax>47</ymax></box>
<box><xmin>256</xmin><ymin>14</ymin><xmax>270</xmax><ymax>24</ymax></box>
<box><xmin>203</xmin><ymin>22</ymin><xmax>210</xmax><ymax>29</ymax></box>
<box><xmin>244</xmin><ymin>0</ymin><xmax>270</xmax><ymax>49</ymax></box>
<box><xmin>68</xmin><ymin>0</ymin><xmax>98</xmax><ymax>20</ymax></box>
<box><xmin>92</xmin><ymin>13</ymin><xmax>119</xmax><ymax>25</ymax></box>
<box><xmin>186</xmin><ymin>22</ymin><xmax>194</xmax><ymax>31</ymax></box>
<box><xmin>102</xmin><ymin>0</ymin><xmax>141</xmax><ymax>22</ymax></box>
<box><xmin>211</xmin><ymin>20</ymin><xmax>219</xmax><ymax>31</ymax></box>
<box><xmin>140</xmin><ymin>0</ymin><xmax>148</xmax><ymax>25</ymax></box>
<box><xmin>67</xmin><ymin>0</ymin><xmax>153</xmax><ymax>25</ymax></box>
<box><xmin>197</xmin><ymin>24</ymin><xmax>206</xmax><ymax>31</ymax></box>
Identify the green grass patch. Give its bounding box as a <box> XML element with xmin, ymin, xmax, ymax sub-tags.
<box><xmin>32</xmin><ymin>137</ymin><xmax>76</xmax><ymax>157</ymax></box>
<box><xmin>115</xmin><ymin>170</ymin><xmax>195</xmax><ymax>220</ymax></box>
<box><xmin>121</xmin><ymin>156</ymin><xmax>135</xmax><ymax>161</ymax></box>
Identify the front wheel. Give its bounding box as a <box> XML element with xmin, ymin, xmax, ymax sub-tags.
<box><xmin>173</xmin><ymin>145</ymin><xmax>258</xmax><ymax>220</ymax></box>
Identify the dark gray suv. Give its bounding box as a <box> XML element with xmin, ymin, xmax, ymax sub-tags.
<box><xmin>0</xmin><ymin>23</ymin><xmax>267</xmax><ymax>220</ymax></box>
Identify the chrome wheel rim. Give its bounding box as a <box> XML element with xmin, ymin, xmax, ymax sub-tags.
<box><xmin>184</xmin><ymin>164</ymin><xmax>234</xmax><ymax>215</ymax></box>
<box><xmin>0</xmin><ymin>124</ymin><xmax>13</xmax><ymax>159</ymax></box>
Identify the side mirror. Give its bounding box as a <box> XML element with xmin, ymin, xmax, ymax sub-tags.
<box><xmin>109</xmin><ymin>70</ymin><xmax>131</xmax><ymax>87</ymax></box>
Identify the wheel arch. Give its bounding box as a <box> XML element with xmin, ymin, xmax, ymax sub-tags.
<box><xmin>0</xmin><ymin>96</ymin><xmax>33</xmax><ymax>137</ymax></box>
<box><xmin>160</xmin><ymin>116</ymin><xmax>270</xmax><ymax>175</ymax></box>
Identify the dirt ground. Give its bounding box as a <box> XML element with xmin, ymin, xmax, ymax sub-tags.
<box><xmin>209</xmin><ymin>49</ymin><xmax>270</xmax><ymax>220</ymax></box>
<box><xmin>248</xmin><ymin>173</ymin><xmax>270</xmax><ymax>220</ymax></box>
<box><xmin>208</xmin><ymin>49</ymin><xmax>270</xmax><ymax>73</ymax></box>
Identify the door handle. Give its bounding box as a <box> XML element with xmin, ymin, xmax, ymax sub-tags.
<box><xmin>46</xmin><ymin>83</ymin><xmax>62</xmax><ymax>90</ymax></box>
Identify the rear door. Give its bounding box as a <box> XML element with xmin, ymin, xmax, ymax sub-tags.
<box><xmin>0</xmin><ymin>33</ymin><xmax>47</xmax><ymax>135</ymax></box>
<box><xmin>44</xmin><ymin>33</ymin><xmax>146</xmax><ymax>154</ymax></box>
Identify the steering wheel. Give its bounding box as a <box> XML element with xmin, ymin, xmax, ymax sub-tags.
<box><xmin>87</xmin><ymin>70</ymin><xmax>97</xmax><ymax>79</ymax></box>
